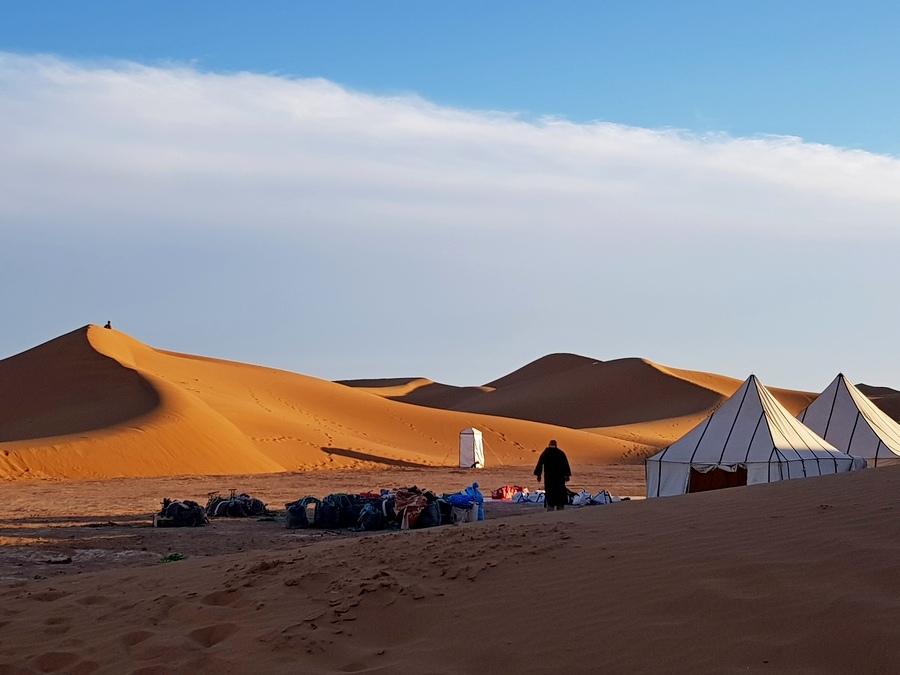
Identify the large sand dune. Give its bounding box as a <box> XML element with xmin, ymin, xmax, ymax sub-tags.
<box><xmin>0</xmin><ymin>327</ymin><xmax>641</xmax><ymax>480</ymax></box>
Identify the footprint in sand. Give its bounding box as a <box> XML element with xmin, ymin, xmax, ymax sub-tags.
<box><xmin>30</xmin><ymin>651</ymin><xmax>79</xmax><ymax>672</ymax></box>
<box><xmin>30</xmin><ymin>590</ymin><xmax>68</xmax><ymax>602</ymax></box>
<box><xmin>188</xmin><ymin>623</ymin><xmax>240</xmax><ymax>649</ymax></box>
<box><xmin>120</xmin><ymin>631</ymin><xmax>154</xmax><ymax>648</ymax></box>
<box><xmin>201</xmin><ymin>588</ymin><xmax>242</xmax><ymax>606</ymax></box>
<box><xmin>75</xmin><ymin>595</ymin><xmax>110</xmax><ymax>606</ymax></box>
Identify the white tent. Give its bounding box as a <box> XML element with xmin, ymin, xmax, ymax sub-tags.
<box><xmin>798</xmin><ymin>374</ymin><xmax>900</xmax><ymax>467</ymax></box>
<box><xmin>459</xmin><ymin>428</ymin><xmax>485</xmax><ymax>468</ymax></box>
<box><xmin>645</xmin><ymin>375</ymin><xmax>865</xmax><ymax>498</ymax></box>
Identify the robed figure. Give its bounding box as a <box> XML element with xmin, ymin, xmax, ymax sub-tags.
<box><xmin>534</xmin><ymin>440</ymin><xmax>572</xmax><ymax>510</ymax></box>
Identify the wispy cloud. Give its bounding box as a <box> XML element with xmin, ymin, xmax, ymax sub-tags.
<box><xmin>2</xmin><ymin>53</ymin><xmax>899</xmax><ymax>240</ymax></box>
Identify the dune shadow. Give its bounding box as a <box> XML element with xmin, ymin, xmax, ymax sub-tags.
<box><xmin>321</xmin><ymin>447</ymin><xmax>430</xmax><ymax>468</ymax></box>
<box><xmin>0</xmin><ymin>326</ymin><xmax>162</xmax><ymax>442</ymax></box>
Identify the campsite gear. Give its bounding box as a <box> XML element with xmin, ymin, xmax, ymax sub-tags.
<box><xmin>314</xmin><ymin>494</ymin><xmax>347</xmax><ymax>529</ymax></box>
<box><xmin>571</xmin><ymin>489</ymin><xmax>592</xmax><ymax>506</ymax></box>
<box><xmin>381</xmin><ymin>495</ymin><xmax>399</xmax><ymax>525</ymax></box>
<box><xmin>459</xmin><ymin>428</ymin><xmax>485</xmax><ymax>468</ymax></box>
<box><xmin>447</xmin><ymin>493</ymin><xmax>475</xmax><ymax>508</ymax></box>
<box><xmin>799</xmin><ymin>374</ymin><xmax>900</xmax><ymax>466</ymax></box>
<box><xmin>513</xmin><ymin>490</ymin><xmax>544</xmax><ymax>504</ymax></box>
<box><xmin>491</xmin><ymin>485</ymin><xmax>526</xmax><ymax>500</ymax></box>
<box><xmin>645</xmin><ymin>375</ymin><xmax>866</xmax><ymax>498</ymax></box>
<box><xmin>451</xmin><ymin>503</ymin><xmax>478</xmax><ymax>523</ymax></box>
<box><xmin>154</xmin><ymin>499</ymin><xmax>208</xmax><ymax>527</ymax></box>
<box><xmin>206</xmin><ymin>490</ymin><xmax>268</xmax><ymax>518</ymax></box>
<box><xmin>436</xmin><ymin>497</ymin><xmax>453</xmax><ymax>525</ymax></box>
<box><xmin>285</xmin><ymin>496</ymin><xmax>320</xmax><ymax>529</ymax></box>
<box><xmin>355</xmin><ymin>502</ymin><xmax>387</xmax><ymax>531</ymax></box>
<box><xmin>314</xmin><ymin>494</ymin><xmax>369</xmax><ymax>529</ymax></box>
<box><xmin>413</xmin><ymin>500</ymin><xmax>441</xmax><ymax>529</ymax></box>
<box><xmin>393</xmin><ymin>489</ymin><xmax>428</xmax><ymax>530</ymax></box>
<box><xmin>590</xmin><ymin>490</ymin><xmax>612</xmax><ymax>505</ymax></box>
<box><xmin>463</xmin><ymin>483</ymin><xmax>485</xmax><ymax>520</ymax></box>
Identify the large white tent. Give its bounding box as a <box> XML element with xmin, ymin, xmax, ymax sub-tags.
<box><xmin>798</xmin><ymin>374</ymin><xmax>900</xmax><ymax>466</ymax></box>
<box><xmin>459</xmin><ymin>428</ymin><xmax>485</xmax><ymax>468</ymax></box>
<box><xmin>646</xmin><ymin>375</ymin><xmax>865</xmax><ymax>498</ymax></box>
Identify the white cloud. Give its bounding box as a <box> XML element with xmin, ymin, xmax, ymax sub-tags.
<box><xmin>2</xmin><ymin>52</ymin><xmax>899</xmax><ymax>240</ymax></box>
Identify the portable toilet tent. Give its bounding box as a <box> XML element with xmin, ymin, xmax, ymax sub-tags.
<box><xmin>798</xmin><ymin>374</ymin><xmax>900</xmax><ymax>467</ymax></box>
<box><xmin>645</xmin><ymin>375</ymin><xmax>865</xmax><ymax>498</ymax></box>
<box><xmin>459</xmin><ymin>428</ymin><xmax>485</xmax><ymax>468</ymax></box>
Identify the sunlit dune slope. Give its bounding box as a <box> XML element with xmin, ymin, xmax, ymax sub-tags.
<box><xmin>0</xmin><ymin>327</ymin><xmax>639</xmax><ymax>480</ymax></box>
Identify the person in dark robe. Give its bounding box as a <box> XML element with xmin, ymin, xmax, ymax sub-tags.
<box><xmin>534</xmin><ymin>440</ymin><xmax>571</xmax><ymax>511</ymax></box>
<box><xmin>104</xmin><ymin>321</ymin><xmax>112</xmax><ymax>329</ymax></box>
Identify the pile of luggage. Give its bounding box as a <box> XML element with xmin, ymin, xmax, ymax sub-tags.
<box><xmin>508</xmin><ymin>487</ymin><xmax>619</xmax><ymax>505</ymax></box>
<box><xmin>285</xmin><ymin>483</ymin><xmax>485</xmax><ymax>532</ymax></box>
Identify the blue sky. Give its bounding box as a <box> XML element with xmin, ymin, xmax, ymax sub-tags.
<box><xmin>4</xmin><ymin>1</ymin><xmax>899</xmax><ymax>154</ymax></box>
<box><xmin>1</xmin><ymin>2</ymin><xmax>900</xmax><ymax>391</ymax></box>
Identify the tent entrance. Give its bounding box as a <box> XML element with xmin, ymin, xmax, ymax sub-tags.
<box><xmin>688</xmin><ymin>467</ymin><xmax>748</xmax><ymax>493</ymax></box>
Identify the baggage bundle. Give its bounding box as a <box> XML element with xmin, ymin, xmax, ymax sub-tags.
<box><xmin>206</xmin><ymin>490</ymin><xmax>268</xmax><ymax>518</ymax></box>
<box><xmin>153</xmin><ymin>498</ymin><xmax>208</xmax><ymax>528</ymax></box>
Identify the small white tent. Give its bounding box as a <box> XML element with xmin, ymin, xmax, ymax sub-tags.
<box><xmin>798</xmin><ymin>374</ymin><xmax>900</xmax><ymax>466</ymax></box>
<box><xmin>645</xmin><ymin>375</ymin><xmax>865</xmax><ymax>498</ymax></box>
<box><xmin>459</xmin><ymin>428</ymin><xmax>485</xmax><ymax>468</ymax></box>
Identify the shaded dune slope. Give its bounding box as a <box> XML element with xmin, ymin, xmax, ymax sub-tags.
<box><xmin>0</xmin><ymin>327</ymin><xmax>637</xmax><ymax>480</ymax></box>
<box><xmin>858</xmin><ymin>383</ymin><xmax>900</xmax><ymax>420</ymax></box>
<box><xmin>0</xmin><ymin>327</ymin><xmax>160</xmax><ymax>443</ymax></box>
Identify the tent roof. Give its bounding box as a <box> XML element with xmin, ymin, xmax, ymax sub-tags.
<box><xmin>647</xmin><ymin>374</ymin><xmax>850</xmax><ymax>465</ymax></box>
<box><xmin>799</xmin><ymin>374</ymin><xmax>900</xmax><ymax>461</ymax></box>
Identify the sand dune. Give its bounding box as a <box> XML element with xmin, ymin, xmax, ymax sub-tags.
<box><xmin>858</xmin><ymin>383</ymin><xmax>900</xmax><ymax>420</ymax></box>
<box><xmin>1</xmin><ymin>461</ymin><xmax>898</xmax><ymax>673</ymax></box>
<box><xmin>0</xmin><ymin>327</ymin><xmax>641</xmax><ymax>480</ymax></box>
<box><xmin>342</xmin><ymin>353</ymin><xmax>819</xmax><ymax>433</ymax></box>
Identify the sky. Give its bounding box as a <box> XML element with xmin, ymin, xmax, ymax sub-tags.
<box><xmin>1</xmin><ymin>2</ymin><xmax>899</xmax><ymax>391</ymax></box>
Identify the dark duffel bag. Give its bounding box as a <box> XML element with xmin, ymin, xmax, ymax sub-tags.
<box><xmin>315</xmin><ymin>494</ymin><xmax>346</xmax><ymax>529</ymax></box>
<box><xmin>285</xmin><ymin>496</ymin><xmax>319</xmax><ymax>529</ymax></box>
<box><xmin>156</xmin><ymin>499</ymin><xmax>208</xmax><ymax>527</ymax></box>
<box><xmin>355</xmin><ymin>501</ymin><xmax>387</xmax><ymax>531</ymax></box>
<box><xmin>413</xmin><ymin>500</ymin><xmax>441</xmax><ymax>529</ymax></box>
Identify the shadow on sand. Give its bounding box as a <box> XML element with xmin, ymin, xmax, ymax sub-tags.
<box><xmin>321</xmin><ymin>447</ymin><xmax>431</xmax><ymax>468</ymax></box>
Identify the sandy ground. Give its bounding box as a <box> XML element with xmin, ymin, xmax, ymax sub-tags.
<box><xmin>1</xmin><ymin>465</ymin><xmax>899</xmax><ymax>673</ymax></box>
<box><xmin>0</xmin><ymin>465</ymin><xmax>643</xmax><ymax>585</ymax></box>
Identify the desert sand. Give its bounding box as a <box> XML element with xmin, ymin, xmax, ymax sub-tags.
<box><xmin>2</xmin><ymin>326</ymin><xmax>900</xmax><ymax>673</ymax></box>
<box><xmin>1</xmin><ymin>464</ymin><xmax>899</xmax><ymax>673</ymax></box>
